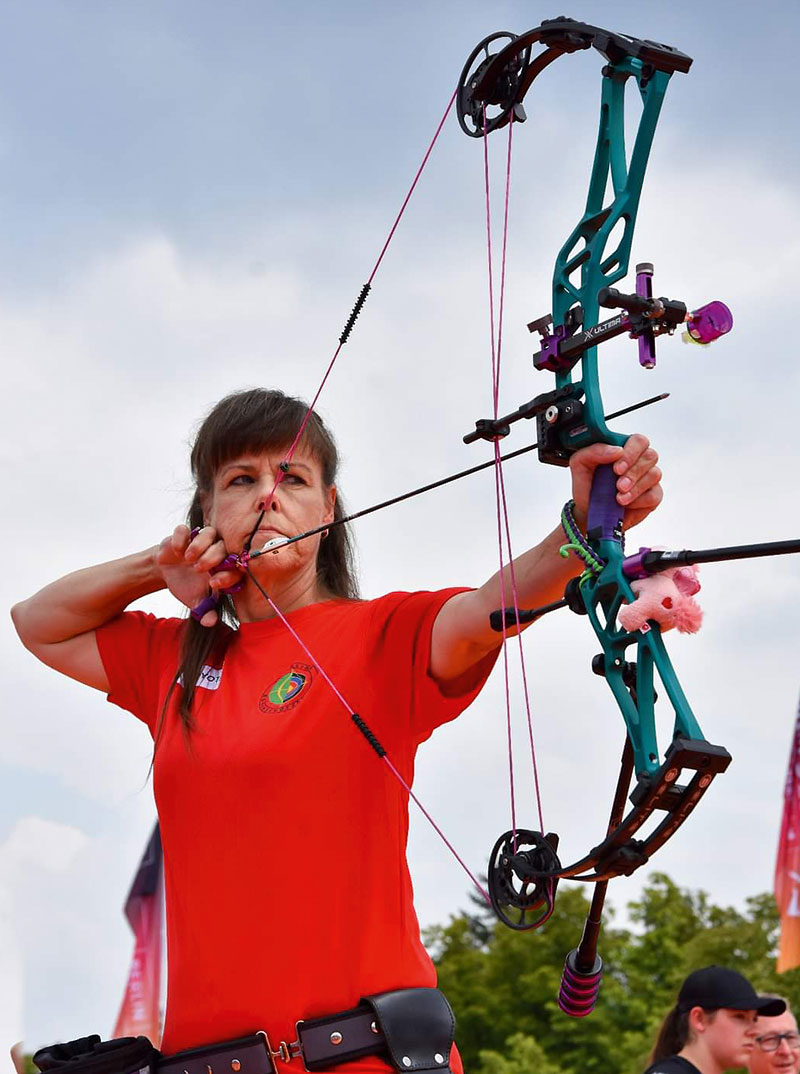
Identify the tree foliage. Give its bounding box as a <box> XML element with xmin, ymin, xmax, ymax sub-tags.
<box><xmin>425</xmin><ymin>874</ymin><xmax>800</xmax><ymax>1074</ymax></box>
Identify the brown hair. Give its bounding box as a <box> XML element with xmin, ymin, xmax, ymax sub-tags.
<box><xmin>161</xmin><ymin>388</ymin><xmax>359</xmax><ymax>736</ymax></box>
<box><xmin>650</xmin><ymin>1006</ymin><xmax>717</xmax><ymax>1065</ymax></box>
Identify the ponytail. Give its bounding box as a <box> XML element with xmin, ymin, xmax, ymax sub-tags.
<box><xmin>650</xmin><ymin>1006</ymin><xmax>717</xmax><ymax>1065</ymax></box>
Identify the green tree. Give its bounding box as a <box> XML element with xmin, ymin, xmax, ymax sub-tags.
<box><xmin>428</xmin><ymin>873</ymin><xmax>796</xmax><ymax>1074</ymax></box>
<box><xmin>476</xmin><ymin>1032</ymin><xmax>563</xmax><ymax>1074</ymax></box>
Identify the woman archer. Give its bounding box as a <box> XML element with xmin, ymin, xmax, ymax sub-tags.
<box><xmin>12</xmin><ymin>387</ymin><xmax>663</xmax><ymax>1074</ymax></box>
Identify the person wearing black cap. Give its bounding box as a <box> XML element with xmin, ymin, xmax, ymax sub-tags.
<box><xmin>644</xmin><ymin>966</ymin><xmax>786</xmax><ymax>1074</ymax></box>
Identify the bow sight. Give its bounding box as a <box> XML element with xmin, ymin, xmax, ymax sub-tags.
<box><xmin>465</xmin><ymin>263</ymin><xmax>733</xmax><ymax>462</ymax></box>
<box><xmin>457</xmin><ymin>15</ymin><xmax>735</xmax><ymax>1017</ymax></box>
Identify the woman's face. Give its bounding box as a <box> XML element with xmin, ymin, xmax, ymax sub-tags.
<box><xmin>204</xmin><ymin>446</ymin><xmax>336</xmax><ymax>579</ymax></box>
<box><xmin>697</xmin><ymin>1008</ymin><xmax>759</xmax><ymax>1069</ymax></box>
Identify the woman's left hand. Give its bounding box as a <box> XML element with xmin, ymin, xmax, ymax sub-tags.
<box><xmin>569</xmin><ymin>434</ymin><xmax>663</xmax><ymax>531</ymax></box>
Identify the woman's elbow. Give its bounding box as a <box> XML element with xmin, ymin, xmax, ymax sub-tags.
<box><xmin>10</xmin><ymin>599</ymin><xmax>43</xmax><ymax>652</ymax></box>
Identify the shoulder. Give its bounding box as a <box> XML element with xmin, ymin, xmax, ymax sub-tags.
<box><xmin>365</xmin><ymin>589</ymin><xmax>471</xmax><ymax>624</ymax></box>
<box><xmin>642</xmin><ymin>1057</ymin><xmax>700</xmax><ymax>1074</ymax></box>
<box><xmin>97</xmin><ymin>611</ymin><xmax>233</xmax><ymax>663</ymax></box>
<box><xmin>97</xmin><ymin>610</ymin><xmax>187</xmax><ymax>646</ymax></box>
<box><xmin>298</xmin><ymin>591</ymin><xmax>467</xmax><ymax>638</ymax></box>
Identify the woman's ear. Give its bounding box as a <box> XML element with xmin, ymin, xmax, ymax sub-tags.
<box><xmin>687</xmin><ymin>1007</ymin><xmax>711</xmax><ymax>1036</ymax></box>
<box><xmin>188</xmin><ymin>486</ymin><xmax>209</xmax><ymax>530</ymax></box>
<box><xmin>198</xmin><ymin>489</ymin><xmax>213</xmax><ymax>527</ymax></box>
<box><xmin>324</xmin><ymin>484</ymin><xmax>337</xmax><ymax>525</ymax></box>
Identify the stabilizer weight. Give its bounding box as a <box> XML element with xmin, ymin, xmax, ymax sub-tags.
<box><xmin>558</xmin><ymin>948</ymin><xmax>603</xmax><ymax>1017</ymax></box>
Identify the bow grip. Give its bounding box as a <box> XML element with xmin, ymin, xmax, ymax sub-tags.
<box><xmin>586</xmin><ymin>464</ymin><xmax>623</xmax><ymax>545</ymax></box>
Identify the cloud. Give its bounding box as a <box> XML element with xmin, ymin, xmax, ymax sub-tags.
<box><xmin>0</xmin><ymin>819</ymin><xmax>92</xmax><ymax>1054</ymax></box>
<box><xmin>1</xmin><ymin>817</ymin><xmax>90</xmax><ymax>873</ymax></box>
<box><xmin>0</xmin><ymin>881</ymin><xmax>24</xmax><ymax>1058</ymax></box>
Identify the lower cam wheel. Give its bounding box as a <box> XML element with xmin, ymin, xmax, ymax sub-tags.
<box><xmin>487</xmin><ymin>829</ymin><xmax>561</xmax><ymax>930</ymax></box>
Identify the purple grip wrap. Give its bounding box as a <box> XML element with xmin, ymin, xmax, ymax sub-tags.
<box><xmin>558</xmin><ymin>949</ymin><xmax>603</xmax><ymax>1017</ymax></box>
<box><xmin>586</xmin><ymin>464</ymin><xmax>623</xmax><ymax>544</ymax></box>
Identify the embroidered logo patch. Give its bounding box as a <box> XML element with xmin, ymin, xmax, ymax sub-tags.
<box><xmin>259</xmin><ymin>663</ymin><xmax>315</xmax><ymax>713</ymax></box>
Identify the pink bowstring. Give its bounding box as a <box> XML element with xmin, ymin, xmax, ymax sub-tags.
<box><xmin>367</xmin><ymin>86</ymin><xmax>458</xmax><ymax>287</ymax></box>
<box><xmin>254</xmin><ymin>87</ymin><xmax>460</xmax><ymax>535</ymax></box>
<box><xmin>494</xmin><ymin>111</ymin><xmax>514</xmax><ymax>412</ymax></box>
<box><xmin>482</xmin><ymin>108</ymin><xmax>545</xmax><ymax>838</ymax></box>
<box><xmin>255</xmin><ymin>580</ymin><xmax>492</xmax><ymax>906</ymax></box>
<box><xmin>495</xmin><ymin>446</ymin><xmax>545</xmax><ymax>833</ymax></box>
<box><xmin>483</xmin><ymin>107</ymin><xmax>516</xmax><ymax>836</ymax></box>
<box><xmin>235</xmin><ymin>87</ymin><xmax>500</xmax><ymax>905</ymax></box>
<box><xmin>482</xmin><ymin>108</ymin><xmax>499</xmax><ymax>409</ymax></box>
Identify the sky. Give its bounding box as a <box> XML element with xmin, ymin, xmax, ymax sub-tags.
<box><xmin>3</xmin><ymin>0</ymin><xmax>800</xmax><ymax>1057</ymax></box>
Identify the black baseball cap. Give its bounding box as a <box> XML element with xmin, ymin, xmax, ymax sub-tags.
<box><xmin>677</xmin><ymin>966</ymin><xmax>785</xmax><ymax>1016</ymax></box>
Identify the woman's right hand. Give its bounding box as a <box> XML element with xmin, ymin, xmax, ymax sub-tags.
<box><xmin>156</xmin><ymin>525</ymin><xmax>242</xmax><ymax>627</ymax></box>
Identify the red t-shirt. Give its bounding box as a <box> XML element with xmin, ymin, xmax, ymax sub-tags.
<box><xmin>97</xmin><ymin>590</ymin><xmax>496</xmax><ymax>1071</ymax></box>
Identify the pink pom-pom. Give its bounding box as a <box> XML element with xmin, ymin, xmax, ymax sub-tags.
<box><xmin>673</xmin><ymin>565</ymin><xmax>701</xmax><ymax>597</ymax></box>
<box><xmin>673</xmin><ymin>600</ymin><xmax>703</xmax><ymax>634</ymax></box>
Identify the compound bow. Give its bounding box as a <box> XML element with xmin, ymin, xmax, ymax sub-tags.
<box><xmin>194</xmin><ymin>14</ymin><xmax>799</xmax><ymax>1019</ymax></box>
<box><xmin>457</xmin><ymin>16</ymin><xmax>735</xmax><ymax>1016</ymax></box>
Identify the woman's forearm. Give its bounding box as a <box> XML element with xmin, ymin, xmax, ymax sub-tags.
<box><xmin>11</xmin><ymin>547</ymin><xmax>164</xmax><ymax>647</ymax></box>
<box><xmin>431</xmin><ymin>436</ymin><xmax>664</xmax><ymax>683</ymax></box>
<box><xmin>430</xmin><ymin>524</ymin><xmax>584</xmax><ymax>681</ymax></box>
<box><xmin>477</xmin><ymin>523</ymin><xmax>581</xmax><ymax>618</ymax></box>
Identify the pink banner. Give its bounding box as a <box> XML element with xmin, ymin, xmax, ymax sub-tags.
<box><xmin>113</xmin><ymin>824</ymin><xmax>164</xmax><ymax>1043</ymax></box>
<box><xmin>776</xmin><ymin>702</ymin><xmax>800</xmax><ymax>973</ymax></box>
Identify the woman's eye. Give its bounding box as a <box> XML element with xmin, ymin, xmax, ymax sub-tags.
<box><xmin>229</xmin><ymin>473</ymin><xmax>254</xmax><ymax>486</ymax></box>
<box><xmin>283</xmin><ymin>473</ymin><xmax>306</xmax><ymax>485</ymax></box>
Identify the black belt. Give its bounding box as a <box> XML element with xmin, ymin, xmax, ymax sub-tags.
<box><xmin>158</xmin><ymin>988</ymin><xmax>455</xmax><ymax>1074</ymax></box>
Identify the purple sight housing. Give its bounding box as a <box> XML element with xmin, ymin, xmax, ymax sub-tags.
<box><xmin>636</xmin><ymin>262</ymin><xmax>656</xmax><ymax>369</ymax></box>
<box><xmin>685</xmin><ymin>300</ymin><xmax>733</xmax><ymax>344</ymax></box>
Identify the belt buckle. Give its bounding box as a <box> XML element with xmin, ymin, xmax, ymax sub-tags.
<box><xmin>257</xmin><ymin>1031</ymin><xmax>304</xmax><ymax>1072</ymax></box>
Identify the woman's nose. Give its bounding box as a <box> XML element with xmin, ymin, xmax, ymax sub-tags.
<box><xmin>255</xmin><ymin>480</ymin><xmax>282</xmax><ymax>513</ymax></box>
